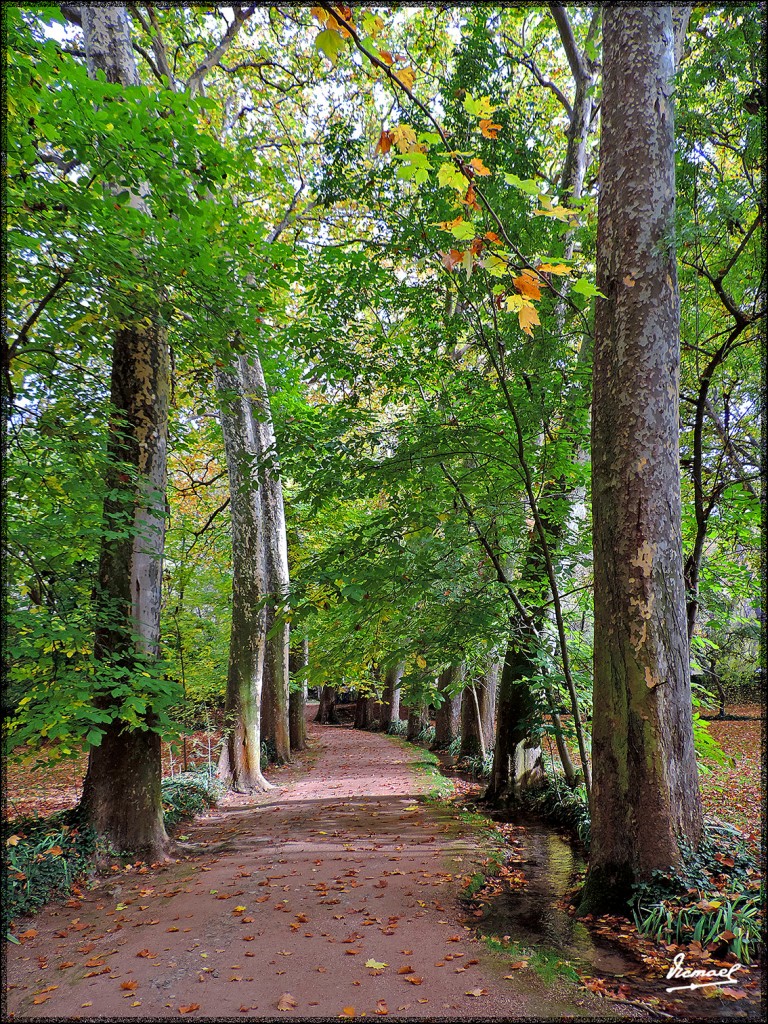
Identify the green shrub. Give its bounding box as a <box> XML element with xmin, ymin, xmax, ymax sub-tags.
<box><xmin>520</xmin><ymin>778</ymin><xmax>591</xmax><ymax>848</ymax></box>
<box><xmin>387</xmin><ymin>718</ymin><xmax>407</xmax><ymax>736</ymax></box>
<box><xmin>457</xmin><ymin>750</ymin><xmax>494</xmax><ymax>780</ymax></box>
<box><xmin>446</xmin><ymin>734</ymin><xmax>462</xmax><ymax>756</ymax></box>
<box><xmin>161</xmin><ymin>762</ymin><xmax>224</xmax><ymax>834</ymax></box>
<box><xmin>417</xmin><ymin>724</ymin><xmax>436</xmax><ymax>746</ymax></box>
<box><xmin>3</xmin><ymin>811</ymin><xmax>99</xmax><ymax>934</ymax></box>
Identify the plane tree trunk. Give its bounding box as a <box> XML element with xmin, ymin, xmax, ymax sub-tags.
<box><xmin>580</xmin><ymin>4</ymin><xmax>702</xmax><ymax>914</ymax></box>
<box><xmin>433</xmin><ymin>664</ymin><xmax>463</xmax><ymax>750</ymax></box>
<box><xmin>77</xmin><ymin>5</ymin><xmax>169</xmax><ymax>860</ymax></box>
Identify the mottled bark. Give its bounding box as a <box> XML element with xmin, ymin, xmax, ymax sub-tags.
<box><xmin>315</xmin><ymin>685</ymin><xmax>340</xmax><ymax>725</ymax></box>
<box><xmin>379</xmin><ymin>663</ymin><xmax>403</xmax><ymax>731</ymax></box>
<box><xmin>581</xmin><ymin>5</ymin><xmax>702</xmax><ymax>913</ymax></box>
<box><xmin>215</xmin><ymin>359</ymin><xmax>272</xmax><ymax>793</ymax></box>
<box><xmin>459</xmin><ymin>668</ymin><xmax>496</xmax><ymax>760</ymax></box>
<box><xmin>250</xmin><ymin>353</ymin><xmax>290</xmax><ymax>764</ymax></box>
<box><xmin>406</xmin><ymin>706</ymin><xmax>429</xmax><ymax>743</ymax></box>
<box><xmin>288</xmin><ymin>639</ymin><xmax>307</xmax><ymax>751</ymax></box>
<box><xmin>433</xmin><ymin>665</ymin><xmax>463</xmax><ymax>749</ymax></box>
<box><xmin>78</xmin><ymin>6</ymin><xmax>169</xmax><ymax>859</ymax></box>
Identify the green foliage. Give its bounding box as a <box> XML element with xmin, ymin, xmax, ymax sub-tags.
<box><xmin>630</xmin><ymin>820</ymin><xmax>762</xmax><ymax>961</ymax></box>
<box><xmin>161</xmin><ymin>763</ymin><xmax>225</xmax><ymax>834</ymax></box>
<box><xmin>2</xmin><ymin>812</ymin><xmax>99</xmax><ymax>933</ymax></box>
<box><xmin>520</xmin><ymin>779</ymin><xmax>591</xmax><ymax>849</ymax></box>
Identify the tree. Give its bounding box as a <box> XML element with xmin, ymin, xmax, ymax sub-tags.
<box><xmin>71</xmin><ymin>5</ymin><xmax>171</xmax><ymax>859</ymax></box>
<box><xmin>580</xmin><ymin>5</ymin><xmax>703</xmax><ymax>913</ymax></box>
<box><xmin>433</xmin><ymin>665</ymin><xmax>463</xmax><ymax>750</ymax></box>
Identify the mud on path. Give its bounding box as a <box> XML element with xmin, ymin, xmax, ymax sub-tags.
<box><xmin>5</xmin><ymin>717</ymin><xmax>639</xmax><ymax>1021</ymax></box>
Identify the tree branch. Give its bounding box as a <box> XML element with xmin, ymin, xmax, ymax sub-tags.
<box><xmin>187</xmin><ymin>5</ymin><xmax>257</xmax><ymax>98</ymax></box>
<box><xmin>549</xmin><ymin>3</ymin><xmax>588</xmax><ymax>84</ymax></box>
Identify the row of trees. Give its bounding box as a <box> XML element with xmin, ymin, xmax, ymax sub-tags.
<box><xmin>5</xmin><ymin>4</ymin><xmax>762</xmax><ymax>911</ymax></box>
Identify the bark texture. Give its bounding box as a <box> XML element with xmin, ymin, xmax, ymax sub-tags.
<box><xmin>459</xmin><ymin>669</ymin><xmax>496</xmax><ymax>760</ymax></box>
<box><xmin>433</xmin><ymin>665</ymin><xmax>463</xmax><ymax>749</ymax></box>
<box><xmin>78</xmin><ymin>6</ymin><xmax>169</xmax><ymax>859</ymax></box>
<box><xmin>354</xmin><ymin>694</ymin><xmax>376</xmax><ymax>730</ymax></box>
<box><xmin>581</xmin><ymin>5</ymin><xmax>702</xmax><ymax>913</ymax></box>
<box><xmin>379</xmin><ymin>663</ymin><xmax>403</xmax><ymax>731</ymax></box>
<box><xmin>288</xmin><ymin>639</ymin><xmax>308</xmax><ymax>751</ymax></box>
<box><xmin>315</xmin><ymin>685</ymin><xmax>340</xmax><ymax>725</ymax></box>
<box><xmin>215</xmin><ymin>358</ymin><xmax>273</xmax><ymax>792</ymax></box>
<box><xmin>406</xmin><ymin>706</ymin><xmax>429</xmax><ymax>743</ymax></box>
<box><xmin>251</xmin><ymin>352</ymin><xmax>291</xmax><ymax>764</ymax></box>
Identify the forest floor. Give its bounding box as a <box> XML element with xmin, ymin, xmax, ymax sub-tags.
<box><xmin>5</xmin><ymin>711</ymin><xmax>645</xmax><ymax>1021</ymax></box>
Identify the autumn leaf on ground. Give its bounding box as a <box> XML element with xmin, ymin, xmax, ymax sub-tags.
<box><xmin>178</xmin><ymin>1004</ymin><xmax>201</xmax><ymax>1014</ymax></box>
<box><xmin>342</xmin><ymin>1007</ymin><xmax>356</xmax><ymax>1018</ymax></box>
<box><xmin>479</xmin><ymin>119</ymin><xmax>501</xmax><ymax>138</ymax></box>
<box><xmin>365</xmin><ymin>958</ymin><xmax>388</xmax><ymax>969</ymax></box>
<box><xmin>398</xmin><ymin>965</ymin><xmax>414</xmax><ymax>974</ymax></box>
<box><xmin>277</xmin><ymin>993</ymin><xmax>298</xmax><ymax>1011</ymax></box>
<box><xmin>375</xmin><ymin>999</ymin><xmax>389</xmax><ymax>1015</ymax></box>
<box><xmin>405</xmin><ymin>976</ymin><xmax>424</xmax><ymax>985</ymax></box>
<box><xmin>121</xmin><ymin>981</ymin><xmax>139</xmax><ymax>991</ymax></box>
<box><xmin>465</xmin><ymin>988</ymin><xmax>488</xmax><ymax>997</ymax></box>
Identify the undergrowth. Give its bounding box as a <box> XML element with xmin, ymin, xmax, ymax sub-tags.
<box><xmin>3</xmin><ymin>761</ymin><xmax>225</xmax><ymax>935</ymax></box>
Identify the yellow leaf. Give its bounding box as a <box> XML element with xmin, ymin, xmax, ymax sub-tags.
<box><xmin>479</xmin><ymin>120</ymin><xmax>501</xmax><ymax>139</ymax></box>
<box><xmin>518</xmin><ymin>303</ymin><xmax>540</xmax><ymax>336</ymax></box>
<box><xmin>391</xmin><ymin>124</ymin><xmax>418</xmax><ymax>153</ymax></box>
<box><xmin>365</xmin><ymin>959</ymin><xmax>388</xmax><ymax>969</ymax></box>
<box><xmin>505</xmin><ymin>294</ymin><xmax>525</xmax><ymax>313</ymax></box>
<box><xmin>534</xmin><ymin>204</ymin><xmax>578</xmax><ymax>223</ymax></box>
<box><xmin>537</xmin><ymin>262</ymin><xmax>571</xmax><ymax>275</ymax></box>
<box><xmin>394</xmin><ymin>66</ymin><xmax>416</xmax><ymax>91</ymax></box>
<box><xmin>416</xmin><ymin>655</ymin><xmax>427</xmax><ymax>668</ymax></box>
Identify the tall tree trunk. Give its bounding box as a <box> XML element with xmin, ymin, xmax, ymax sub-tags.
<box><xmin>406</xmin><ymin>705</ymin><xmax>429</xmax><ymax>742</ymax></box>
<box><xmin>288</xmin><ymin>637</ymin><xmax>307</xmax><ymax>751</ymax></box>
<box><xmin>78</xmin><ymin>5</ymin><xmax>169</xmax><ymax>860</ymax></box>
<box><xmin>379</xmin><ymin>663</ymin><xmax>403</xmax><ymax>731</ymax></box>
<box><xmin>354</xmin><ymin>694</ymin><xmax>376</xmax><ymax>730</ymax></box>
<box><xmin>460</xmin><ymin>671</ymin><xmax>495</xmax><ymax>760</ymax></box>
<box><xmin>580</xmin><ymin>5</ymin><xmax>702</xmax><ymax>914</ymax></box>
<box><xmin>251</xmin><ymin>352</ymin><xmax>291</xmax><ymax>763</ymax></box>
<box><xmin>315</xmin><ymin>685</ymin><xmax>340</xmax><ymax>724</ymax></box>
<box><xmin>215</xmin><ymin>359</ymin><xmax>273</xmax><ymax>793</ymax></box>
<box><xmin>433</xmin><ymin>664</ymin><xmax>463</xmax><ymax>749</ymax></box>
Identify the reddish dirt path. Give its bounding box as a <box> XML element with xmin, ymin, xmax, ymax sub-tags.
<box><xmin>5</xmin><ymin>717</ymin><xmax>635</xmax><ymax>1020</ymax></box>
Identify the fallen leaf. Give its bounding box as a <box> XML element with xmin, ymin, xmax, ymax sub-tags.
<box><xmin>121</xmin><ymin>981</ymin><xmax>139</xmax><ymax>991</ymax></box>
<box><xmin>277</xmin><ymin>993</ymin><xmax>298</xmax><ymax>1011</ymax></box>
<box><xmin>397</xmin><ymin>965</ymin><xmax>414</xmax><ymax>974</ymax></box>
<box><xmin>466</xmin><ymin>988</ymin><xmax>487</xmax><ymax>997</ymax></box>
<box><xmin>406</xmin><ymin>976</ymin><xmax>424</xmax><ymax>985</ymax></box>
<box><xmin>375</xmin><ymin>999</ymin><xmax>389</xmax><ymax>1015</ymax></box>
<box><xmin>178</xmin><ymin>1005</ymin><xmax>200</xmax><ymax>1014</ymax></box>
<box><xmin>365</xmin><ymin>959</ymin><xmax>388</xmax><ymax>970</ymax></box>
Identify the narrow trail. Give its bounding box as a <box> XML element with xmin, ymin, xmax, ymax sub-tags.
<box><xmin>5</xmin><ymin>715</ymin><xmax>637</xmax><ymax>1020</ymax></box>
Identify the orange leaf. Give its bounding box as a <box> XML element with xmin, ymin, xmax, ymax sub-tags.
<box><xmin>479</xmin><ymin>120</ymin><xmax>501</xmax><ymax>139</ymax></box>
<box><xmin>375</xmin><ymin>130</ymin><xmax>393</xmax><ymax>156</ymax></box>
<box><xmin>397</xmin><ymin>965</ymin><xmax>414</xmax><ymax>974</ymax></box>
<box><xmin>462</xmin><ymin>184</ymin><xmax>480</xmax><ymax>211</ymax></box>
<box><xmin>518</xmin><ymin>302</ymin><xmax>541</xmax><ymax>336</ymax></box>
<box><xmin>375</xmin><ymin>1000</ymin><xmax>389</xmax><ymax>1015</ymax></box>
<box><xmin>342</xmin><ymin>1008</ymin><xmax>356</xmax><ymax>1018</ymax></box>
<box><xmin>484</xmin><ymin>231</ymin><xmax>502</xmax><ymax>244</ymax></box>
<box><xmin>406</xmin><ymin>976</ymin><xmax>424</xmax><ymax>985</ymax></box>
<box><xmin>121</xmin><ymin>981</ymin><xmax>139</xmax><ymax>991</ymax></box>
<box><xmin>32</xmin><ymin>996</ymin><xmax>51</xmax><ymax>1005</ymax></box>
<box><xmin>178</xmin><ymin>1004</ymin><xmax>200</xmax><ymax>1014</ymax></box>
<box><xmin>441</xmin><ymin>249</ymin><xmax>463</xmax><ymax>271</ymax></box>
<box><xmin>378</xmin><ymin>50</ymin><xmax>394</xmax><ymax>66</ymax></box>
<box><xmin>277</xmin><ymin>993</ymin><xmax>298</xmax><ymax>1011</ymax></box>
<box><xmin>469</xmin><ymin>157</ymin><xmax>491</xmax><ymax>176</ymax></box>
<box><xmin>136</xmin><ymin>949</ymin><xmax>156</xmax><ymax>959</ymax></box>
<box><xmin>513</xmin><ymin>270</ymin><xmax>542</xmax><ymax>300</ymax></box>
<box><xmin>58</xmin><ymin>962</ymin><xmax>75</xmax><ymax>970</ymax></box>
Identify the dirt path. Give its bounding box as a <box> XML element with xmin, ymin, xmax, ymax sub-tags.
<box><xmin>5</xmin><ymin>717</ymin><xmax>637</xmax><ymax>1020</ymax></box>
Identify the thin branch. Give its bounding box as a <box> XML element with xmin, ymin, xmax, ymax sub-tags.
<box><xmin>549</xmin><ymin>3</ymin><xmax>588</xmax><ymax>84</ymax></box>
<box><xmin>187</xmin><ymin>5</ymin><xmax>257</xmax><ymax>98</ymax></box>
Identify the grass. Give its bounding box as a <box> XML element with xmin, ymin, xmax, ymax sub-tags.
<box><xmin>481</xmin><ymin>934</ymin><xmax>581</xmax><ymax>984</ymax></box>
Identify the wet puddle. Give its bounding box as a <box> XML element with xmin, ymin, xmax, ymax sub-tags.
<box><xmin>475</xmin><ymin>818</ymin><xmax>761</xmax><ymax>1020</ymax></box>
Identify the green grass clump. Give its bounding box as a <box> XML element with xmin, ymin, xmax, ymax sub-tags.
<box><xmin>482</xmin><ymin>934</ymin><xmax>580</xmax><ymax>983</ymax></box>
<box><xmin>161</xmin><ymin>762</ymin><xmax>225</xmax><ymax>834</ymax></box>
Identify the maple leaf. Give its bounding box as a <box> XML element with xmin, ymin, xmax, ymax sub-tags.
<box><xmin>310</xmin><ymin>6</ymin><xmax>328</xmax><ymax>22</ymax></box>
<box><xmin>513</xmin><ymin>270</ymin><xmax>542</xmax><ymax>300</ymax></box>
<box><xmin>378</xmin><ymin>50</ymin><xmax>394</xmax><ymax>65</ymax></box>
<box><xmin>479</xmin><ymin>120</ymin><xmax>501</xmax><ymax>138</ymax></box>
<box><xmin>365</xmin><ymin>958</ymin><xmax>388</xmax><ymax>969</ymax></box>
<box><xmin>518</xmin><ymin>302</ymin><xmax>540</xmax><ymax>336</ymax></box>
<box><xmin>391</xmin><ymin>124</ymin><xmax>418</xmax><ymax>154</ymax></box>
<box><xmin>437</xmin><ymin>162</ymin><xmax>466</xmax><ymax>192</ymax></box>
<box><xmin>375</xmin><ymin>130</ymin><xmax>393</xmax><ymax>155</ymax></box>
<box><xmin>482</xmin><ymin>253</ymin><xmax>508</xmax><ymax>278</ymax></box>
<box><xmin>121</xmin><ymin>981</ymin><xmax>139</xmax><ymax>991</ymax></box>
<box><xmin>469</xmin><ymin>157</ymin><xmax>491</xmax><ymax>176</ymax></box>
<box><xmin>463</xmin><ymin>94</ymin><xmax>496</xmax><ymax>118</ymax></box>
<box><xmin>315</xmin><ymin>29</ymin><xmax>347</xmax><ymax>65</ymax></box>
<box><xmin>178</xmin><ymin>1004</ymin><xmax>201</xmax><ymax>1014</ymax></box>
<box><xmin>537</xmin><ymin>262</ymin><xmax>571</xmax><ymax>275</ymax></box>
<box><xmin>534</xmin><ymin>203</ymin><xmax>578</xmax><ymax>223</ymax></box>
<box><xmin>394</xmin><ymin>66</ymin><xmax>416</xmax><ymax>91</ymax></box>
<box><xmin>462</xmin><ymin>184</ymin><xmax>480</xmax><ymax>211</ymax></box>
<box><xmin>277</xmin><ymin>993</ymin><xmax>298</xmax><ymax>1011</ymax></box>
<box><xmin>461</xmin><ymin>249</ymin><xmax>474</xmax><ymax>280</ymax></box>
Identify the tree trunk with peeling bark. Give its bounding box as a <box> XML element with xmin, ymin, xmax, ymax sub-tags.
<box><xmin>251</xmin><ymin>352</ymin><xmax>291</xmax><ymax>764</ymax></box>
<box><xmin>378</xmin><ymin>663</ymin><xmax>403</xmax><ymax>731</ymax></box>
<box><xmin>215</xmin><ymin>358</ymin><xmax>273</xmax><ymax>793</ymax></box>
<box><xmin>580</xmin><ymin>5</ymin><xmax>702</xmax><ymax>914</ymax></box>
<box><xmin>460</xmin><ymin>668</ymin><xmax>496</xmax><ymax>760</ymax></box>
<box><xmin>78</xmin><ymin>5</ymin><xmax>169</xmax><ymax>860</ymax></box>
<box><xmin>433</xmin><ymin>664</ymin><xmax>463</xmax><ymax>749</ymax></box>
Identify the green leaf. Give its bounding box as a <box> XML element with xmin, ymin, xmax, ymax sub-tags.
<box><xmin>437</xmin><ymin>162</ymin><xmax>466</xmax><ymax>192</ymax></box>
<box><xmin>571</xmin><ymin>276</ymin><xmax>607</xmax><ymax>299</ymax></box>
<box><xmin>315</xmin><ymin>29</ymin><xmax>347</xmax><ymax>65</ymax></box>
<box><xmin>504</xmin><ymin>172</ymin><xmax>541</xmax><ymax>196</ymax></box>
